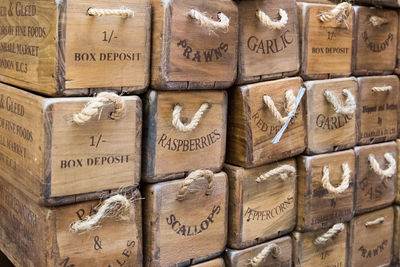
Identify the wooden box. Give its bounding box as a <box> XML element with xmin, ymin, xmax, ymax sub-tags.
<box><xmin>237</xmin><ymin>0</ymin><xmax>299</xmax><ymax>84</ymax></box>
<box><xmin>0</xmin><ymin>177</ymin><xmax>142</xmax><ymax>267</ymax></box>
<box><xmin>304</xmin><ymin>78</ymin><xmax>357</xmax><ymax>155</ymax></box>
<box><xmin>143</xmin><ymin>90</ymin><xmax>227</xmax><ymax>182</ymax></box>
<box><xmin>192</xmin><ymin>258</ymin><xmax>224</xmax><ymax>267</ymax></box>
<box><xmin>354</xmin><ymin>142</ymin><xmax>397</xmax><ymax>215</ymax></box>
<box><xmin>352</xmin><ymin>6</ymin><xmax>398</xmax><ymax>76</ymax></box>
<box><xmin>357</xmin><ymin>75</ymin><xmax>399</xmax><ymax>145</ymax></box>
<box><xmin>143</xmin><ymin>171</ymin><xmax>228</xmax><ymax>266</ymax></box>
<box><xmin>224</xmin><ymin>236</ymin><xmax>292</xmax><ymax>267</ymax></box>
<box><xmin>348</xmin><ymin>207</ymin><xmax>393</xmax><ymax>267</ymax></box>
<box><xmin>393</xmin><ymin>206</ymin><xmax>400</xmax><ymax>264</ymax></box>
<box><xmin>292</xmin><ymin>224</ymin><xmax>348</xmax><ymax>267</ymax></box>
<box><xmin>226</xmin><ymin>77</ymin><xmax>305</xmax><ymax>168</ymax></box>
<box><xmin>298</xmin><ymin>2</ymin><xmax>353</xmax><ymax>80</ymax></box>
<box><xmin>0</xmin><ymin>0</ymin><xmax>151</xmax><ymax>96</ymax></box>
<box><xmin>297</xmin><ymin>150</ymin><xmax>355</xmax><ymax>232</ymax></box>
<box><xmin>0</xmin><ymin>82</ymin><xmax>142</xmax><ymax>206</ymax></box>
<box><xmin>224</xmin><ymin>159</ymin><xmax>296</xmax><ymax>249</ymax></box>
<box><xmin>150</xmin><ymin>0</ymin><xmax>238</xmax><ymax>90</ymax></box>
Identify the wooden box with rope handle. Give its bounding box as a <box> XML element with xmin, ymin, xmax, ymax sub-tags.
<box><xmin>296</xmin><ymin>149</ymin><xmax>355</xmax><ymax>232</ymax></box>
<box><xmin>304</xmin><ymin>77</ymin><xmax>357</xmax><ymax>155</ymax></box>
<box><xmin>150</xmin><ymin>0</ymin><xmax>238</xmax><ymax>90</ymax></box>
<box><xmin>357</xmin><ymin>75</ymin><xmax>399</xmax><ymax>145</ymax></box>
<box><xmin>236</xmin><ymin>0</ymin><xmax>299</xmax><ymax>84</ymax></box>
<box><xmin>226</xmin><ymin>77</ymin><xmax>305</xmax><ymax>168</ymax></box>
<box><xmin>0</xmin><ymin>82</ymin><xmax>141</xmax><ymax>206</ymax></box>
<box><xmin>0</xmin><ymin>176</ymin><xmax>143</xmax><ymax>267</ymax></box>
<box><xmin>142</xmin><ymin>90</ymin><xmax>227</xmax><ymax>182</ymax></box>
<box><xmin>354</xmin><ymin>142</ymin><xmax>397</xmax><ymax>215</ymax></box>
<box><xmin>224</xmin><ymin>236</ymin><xmax>292</xmax><ymax>267</ymax></box>
<box><xmin>191</xmin><ymin>258</ymin><xmax>225</xmax><ymax>267</ymax></box>
<box><xmin>224</xmin><ymin>158</ymin><xmax>296</xmax><ymax>249</ymax></box>
<box><xmin>143</xmin><ymin>170</ymin><xmax>228</xmax><ymax>266</ymax></box>
<box><xmin>292</xmin><ymin>223</ymin><xmax>348</xmax><ymax>267</ymax></box>
<box><xmin>297</xmin><ymin>2</ymin><xmax>353</xmax><ymax>80</ymax></box>
<box><xmin>348</xmin><ymin>206</ymin><xmax>394</xmax><ymax>267</ymax></box>
<box><xmin>0</xmin><ymin>0</ymin><xmax>151</xmax><ymax>96</ymax></box>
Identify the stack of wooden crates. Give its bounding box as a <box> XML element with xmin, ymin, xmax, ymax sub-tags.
<box><xmin>0</xmin><ymin>0</ymin><xmax>400</xmax><ymax>266</ymax></box>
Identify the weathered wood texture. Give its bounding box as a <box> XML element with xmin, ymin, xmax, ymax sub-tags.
<box><xmin>0</xmin><ymin>82</ymin><xmax>141</xmax><ymax>206</ymax></box>
<box><xmin>297</xmin><ymin>150</ymin><xmax>355</xmax><ymax>232</ymax></box>
<box><xmin>357</xmin><ymin>75</ymin><xmax>398</xmax><ymax>145</ymax></box>
<box><xmin>142</xmin><ymin>90</ymin><xmax>227</xmax><ymax>182</ymax></box>
<box><xmin>352</xmin><ymin>6</ymin><xmax>398</xmax><ymax>76</ymax></box>
<box><xmin>304</xmin><ymin>77</ymin><xmax>357</xmax><ymax>155</ymax></box>
<box><xmin>237</xmin><ymin>0</ymin><xmax>299</xmax><ymax>84</ymax></box>
<box><xmin>226</xmin><ymin>77</ymin><xmax>305</xmax><ymax>168</ymax></box>
<box><xmin>150</xmin><ymin>0</ymin><xmax>238</xmax><ymax>90</ymax></box>
<box><xmin>0</xmin><ymin>177</ymin><xmax>142</xmax><ymax>267</ymax></box>
<box><xmin>0</xmin><ymin>0</ymin><xmax>151</xmax><ymax>96</ymax></box>
<box><xmin>191</xmin><ymin>258</ymin><xmax>224</xmax><ymax>267</ymax></box>
<box><xmin>298</xmin><ymin>3</ymin><xmax>353</xmax><ymax>80</ymax></box>
<box><xmin>224</xmin><ymin>236</ymin><xmax>292</xmax><ymax>267</ymax></box>
<box><xmin>354</xmin><ymin>142</ymin><xmax>397</xmax><ymax>215</ymax></box>
<box><xmin>292</xmin><ymin>224</ymin><xmax>348</xmax><ymax>267</ymax></box>
<box><xmin>393</xmin><ymin>206</ymin><xmax>400</xmax><ymax>264</ymax></box>
<box><xmin>143</xmin><ymin>172</ymin><xmax>228</xmax><ymax>267</ymax></box>
<box><xmin>348</xmin><ymin>207</ymin><xmax>393</xmax><ymax>267</ymax></box>
<box><xmin>397</xmin><ymin>10</ymin><xmax>400</xmax><ymax>74</ymax></box>
<box><xmin>224</xmin><ymin>159</ymin><xmax>296</xmax><ymax>249</ymax></box>
<box><xmin>397</xmin><ymin>140</ymin><xmax>400</xmax><ymax>204</ymax></box>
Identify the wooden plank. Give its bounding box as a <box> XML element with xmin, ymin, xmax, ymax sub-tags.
<box><xmin>348</xmin><ymin>207</ymin><xmax>393</xmax><ymax>267</ymax></box>
<box><xmin>191</xmin><ymin>258</ymin><xmax>224</xmax><ymax>267</ymax></box>
<box><xmin>224</xmin><ymin>236</ymin><xmax>292</xmax><ymax>267</ymax></box>
<box><xmin>143</xmin><ymin>171</ymin><xmax>228</xmax><ymax>266</ymax></box>
<box><xmin>356</xmin><ymin>75</ymin><xmax>398</xmax><ymax>145</ymax></box>
<box><xmin>226</xmin><ymin>77</ymin><xmax>305</xmax><ymax>168</ymax></box>
<box><xmin>224</xmin><ymin>159</ymin><xmax>296</xmax><ymax>249</ymax></box>
<box><xmin>393</xmin><ymin>206</ymin><xmax>400</xmax><ymax>265</ymax></box>
<box><xmin>297</xmin><ymin>150</ymin><xmax>355</xmax><ymax>232</ymax></box>
<box><xmin>0</xmin><ymin>82</ymin><xmax>141</xmax><ymax>205</ymax></box>
<box><xmin>237</xmin><ymin>0</ymin><xmax>299</xmax><ymax>84</ymax></box>
<box><xmin>354</xmin><ymin>142</ymin><xmax>397</xmax><ymax>215</ymax></box>
<box><xmin>150</xmin><ymin>0</ymin><xmax>238</xmax><ymax>90</ymax></box>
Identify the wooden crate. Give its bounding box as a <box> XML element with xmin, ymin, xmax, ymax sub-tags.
<box><xmin>142</xmin><ymin>90</ymin><xmax>227</xmax><ymax>182</ymax></box>
<box><xmin>0</xmin><ymin>177</ymin><xmax>142</xmax><ymax>267</ymax></box>
<box><xmin>348</xmin><ymin>207</ymin><xmax>393</xmax><ymax>267</ymax></box>
<box><xmin>354</xmin><ymin>142</ymin><xmax>397</xmax><ymax>215</ymax></box>
<box><xmin>304</xmin><ymin>77</ymin><xmax>357</xmax><ymax>155</ymax></box>
<box><xmin>0</xmin><ymin>0</ymin><xmax>151</xmax><ymax>96</ymax></box>
<box><xmin>292</xmin><ymin>223</ymin><xmax>348</xmax><ymax>267</ymax></box>
<box><xmin>224</xmin><ymin>236</ymin><xmax>292</xmax><ymax>267</ymax></box>
<box><xmin>297</xmin><ymin>150</ymin><xmax>355</xmax><ymax>232</ymax></box>
<box><xmin>224</xmin><ymin>159</ymin><xmax>296</xmax><ymax>249</ymax></box>
<box><xmin>143</xmin><ymin>171</ymin><xmax>228</xmax><ymax>266</ymax></box>
<box><xmin>394</xmin><ymin>206</ymin><xmax>400</xmax><ymax>264</ymax></box>
<box><xmin>150</xmin><ymin>0</ymin><xmax>238</xmax><ymax>90</ymax></box>
<box><xmin>357</xmin><ymin>75</ymin><xmax>399</xmax><ymax>145</ymax></box>
<box><xmin>191</xmin><ymin>258</ymin><xmax>224</xmax><ymax>267</ymax></box>
<box><xmin>298</xmin><ymin>2</ymin><xmax>353</xmax><ymax>80</ymax></box>
<box><xmin>0</xmin><ymin>82</ymin><xmax>141</xmax><ymax>206</ymax></box>
<box><xmin>237</xmin><ymin>0</ymin><xmax>299</xmax><ymax>84</ymax></box>
<box><xmin>226</xmin><ymin>77</ymin><xmax>305</xmax><ymax>168</ymax></box>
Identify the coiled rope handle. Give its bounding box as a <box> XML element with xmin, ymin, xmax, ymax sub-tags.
<box><xmin>87</xmin><ymin>7</ymin><xmax>134</xmax><ymax>18</ymax></box>
<box><xmin>365</xmin><ymin>217</ymin><xmax>384</xmax><ymax>227</ymax></box>
<box><xmin>368</xmin><ymin>153</ymin><xmax>396</xmax><ymax>179</ymax></box>
<box><xmin>321</xmin><ymin>163</ymin><xmax>351</xmax><ymax>194</ymax></box>
<box><xmin>369</xmin><ymin>15</ymin><xmax>388</xmax><ymax>26</ymax></box>
<box><xmin>249</xmin><ymin>243</ymin><xmax>280</xmax><ymax>266</ymax></box>
<box><xmin>319</xmin><ymin>2</ymin><xmax>352</xmax><ymax>26</ymax></box>
<box><xmin>172</xmin><ymin>103</ymin><xmax>209</xmax><ymax>132</ymax></box>
<box><xmin>71</xmin><ymin>92</ymin><xmax>126</xmax><ymax>125</ymax></box>
<box><xmin>371</xmin><ymin>85</ymin><xmax>392</xmax><ymax>92</ymax></box>
<box><xmin>263</xmin><ymin>89</ymin><xmax>296</xmax><ymax>125</ymax></box>
<box><xmin>256</xmin><ymin>9</ymin><xmax>288</xmax><ymax>30</ymax></box>
<box><xmin>188</xmin><ymin>9</ymin><xmax>230</xmax><ymax>31</ymax></box>
<box><xmin>256</xmin><ymin>165</ymin><xmax>296</xmax><ymax>183</ymax></box>
<box><xmin>314</xmin><ymin>223</ymin><xmax>345</xmax><ymax>245</ymax></box>
<box><xmin>324</xmin><ymin>89</ymin><xmax>356</xmax><ymax>115</ymax></box>
<box><xmin>176</xmin><ymin>170</ymin><xmax>215</xmax><ymax>201</ymax></box>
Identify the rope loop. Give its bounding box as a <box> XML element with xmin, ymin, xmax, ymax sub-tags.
<box><xmin>368</xmin><ymin>153</ymin><xmax>396</xmax><ymax>179</ymax></box>
<box><xmin>319</xmin><ymin>2</ymin><xmax>352</xmax><ymax>28</ymax></box>
<box><xmin>324</xmin><ymin>89</ymin><xmax>356</xmax><ymax>115</ymax></box>
<box><xmin>365</xmin><ymin>217</ymin><xmax>385</xmax><ymax>227</ymax></box>
<box><xmin>188</xmin><ymin>9</ymin><xmax>230</xmax><ymax>32</ymax></box>
<box><xmin>249</xmin><ymin>243</ymin><xmax>280</xmax><ymax>266</ymax></box>
<box><xmin>314</xmin><ymin>223</ymin><xmax>345</xmax><ymax>245</ymax></box>
<box><xmin>263</xmin><ymin>89</ymin><xmax>296</xmax><ymax>125</ymax></box>
<box><xmin>172</xmin><ymin>103</ymin><xmax>209</xmax><ymax>132</ymax></box>
<box><xmin>256</xmin><ymin>9</ymin><xmax>288</xmax><ymax>30</ymax></box>
<box><xmin>321</xmin><ymin>163</ymin><xmax>351</xmax><ymax>194</ymax></box>
<box><xmin>176</xmin><ymin>170</ymin><xmax>215</xmax><ymax>201</ymax></box>
<box><xmin>371</xmin><ymin>86</ymin><xmax>392</xmax><ymax>92</ymax></box>
<box><xmin>87</xmin><ymin>7</ymin><xmax>134</xmax><ymax>18</ymax></box>
<box><xmin>256</xmin><ymin>165</ymin><xmax>296</xmax><ymax>183</ymax></box>
<box><xmin>369</xmin><ymin>15</ymin><xmax>388</xmax><ymax>26</ymax></box>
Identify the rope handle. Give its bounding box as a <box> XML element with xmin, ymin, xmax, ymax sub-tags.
<box><xmin>249</xmin><ymin>243</ymin><xmax>280</xmax><ymax>266</ymax></box>
<box><xmin>87</xmin><ymin>7</ymin><xmax>134</xmax><ymax>18</ymax></box>
<box><xmin>176</xmin><ymin>170</ymin><xmax>215</xmax><ymax>201</ymax></box>
<box><xmin>314</xmin><ymin>223</ymin><xmax>345</xmax><ymax>245</ymax></box>
<box><xmin>369</xmin><ymin>15</ymin><xmax>388</xmax><ymax>26</ymax></box>
<box><xmin>256</xmin><ymin>165</ymin><xmax>296</xmax><ymax>183</ymax></box>
<box><xmin>365</xmin><ymin>217</ymin><xmax>385</xmax><ymax>227</ymax></box>
<box><xmin>172</xmin><ymin>103</ymin><xmax>209</xmax><ymax>132</ymax></box>
<box><xmin>324</xmin><ymin>89</ymin><xmax>356</xmax><ymax>115</ymax></box>
<box><xmin>256</xmin><ymin>9</ymin><xmax>288</xmax><ymax>30</ymax></box>
<box><xmin>371</xmin><ymin>86</ymin><xmax>392</xmax><ymax>92</ymax></box>
<box><xmin>321</xmin><ymin>163</ymin><xmax>351</xmax><ymax>194</ymax></box>
<box><xmin>319</xmin><ymin>2</ymin><xmax>352</xmax><ymax>27</ymax></box>
<box><xmin>188</xmin><ymin>9</ymin><xmax>230</xmax><ymax>31</ymax></box>
<box><xmin>368</xmin><ymin>153</ymin><xmax>396</xmax><ymax>179</ymax></box>
<box><xmin>263</xmin><ymin>89</ymin><xmax>296</xmax><ymax>125</ymax></box>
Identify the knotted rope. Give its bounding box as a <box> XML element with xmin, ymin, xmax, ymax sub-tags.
<box><xmin>188</xmin><ymin>9</ymin><xmax>230</xmax><ymax>32</ymax></box>
<box><xmin>256</xmin><ymin>9</ymin><xmax>288</xmax><ymax>30</ymax></box>
<box><xmin>319</xmin><ymin>2</ymin><xmax>352</xmax><ymax>27</ymax></box>
<box><xmin>256</xmin><ymin>165</ymin><xmax>296</xmax><ymax>183</ymax></box>
<box><xmin>264</xmin><ymin>90</ymin><xmax>296</xmax><ymax>125</ymax></box>
<box><xmin>71</xmin><ymin>92</ymin><xmax>125</xmax><ymax>125</ymax></box>
<box><xmin>369</xmin><ymin>15</ymin><xmax>388</xmax><ymax>26</ymax></box>
<box><xmin>172</xmin><ymin>103</ymin><xmax>209</xmax><ymax>132</ymax></box>
<box><xmin>314</xmin><ymin>223</ymin><xmax>345</xmax><ymax>245</ymax></box>
<box><xmin>176</xmin><ymin>170</ymin><xmax>215</xmax><ymax>201</ymax></box>
<box><xmin>87</xmin><ymin>7</ymin><xmax>134</xmax><ymax>18</ymax></box>
<box><xmin>365</xmin><ymin>217</ymin><xmax>385</xmax><ymax>227</ymax></box>
<box><xmin>321</xmin><ymin>163</ymin><xmax>351</xmax><ymax>194</ymax></box>
<box><xmin>249</xmin><ymin>243</ymin><xmax>280</xmax><ymax>266</ymax></box>
<box><xmin>368</xmin><ymin>153</ymin><xmax>396</xmax><ymax>179</ymax></box>
<box><xmin>371</xmin><ymin>86</ymin><xmax>392</xmax><ymax>92</ymax></box>
<box><xmin>324</xmin><ymin>89</ymin><xmax>356</xmax><ymax>115</ymax></box>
